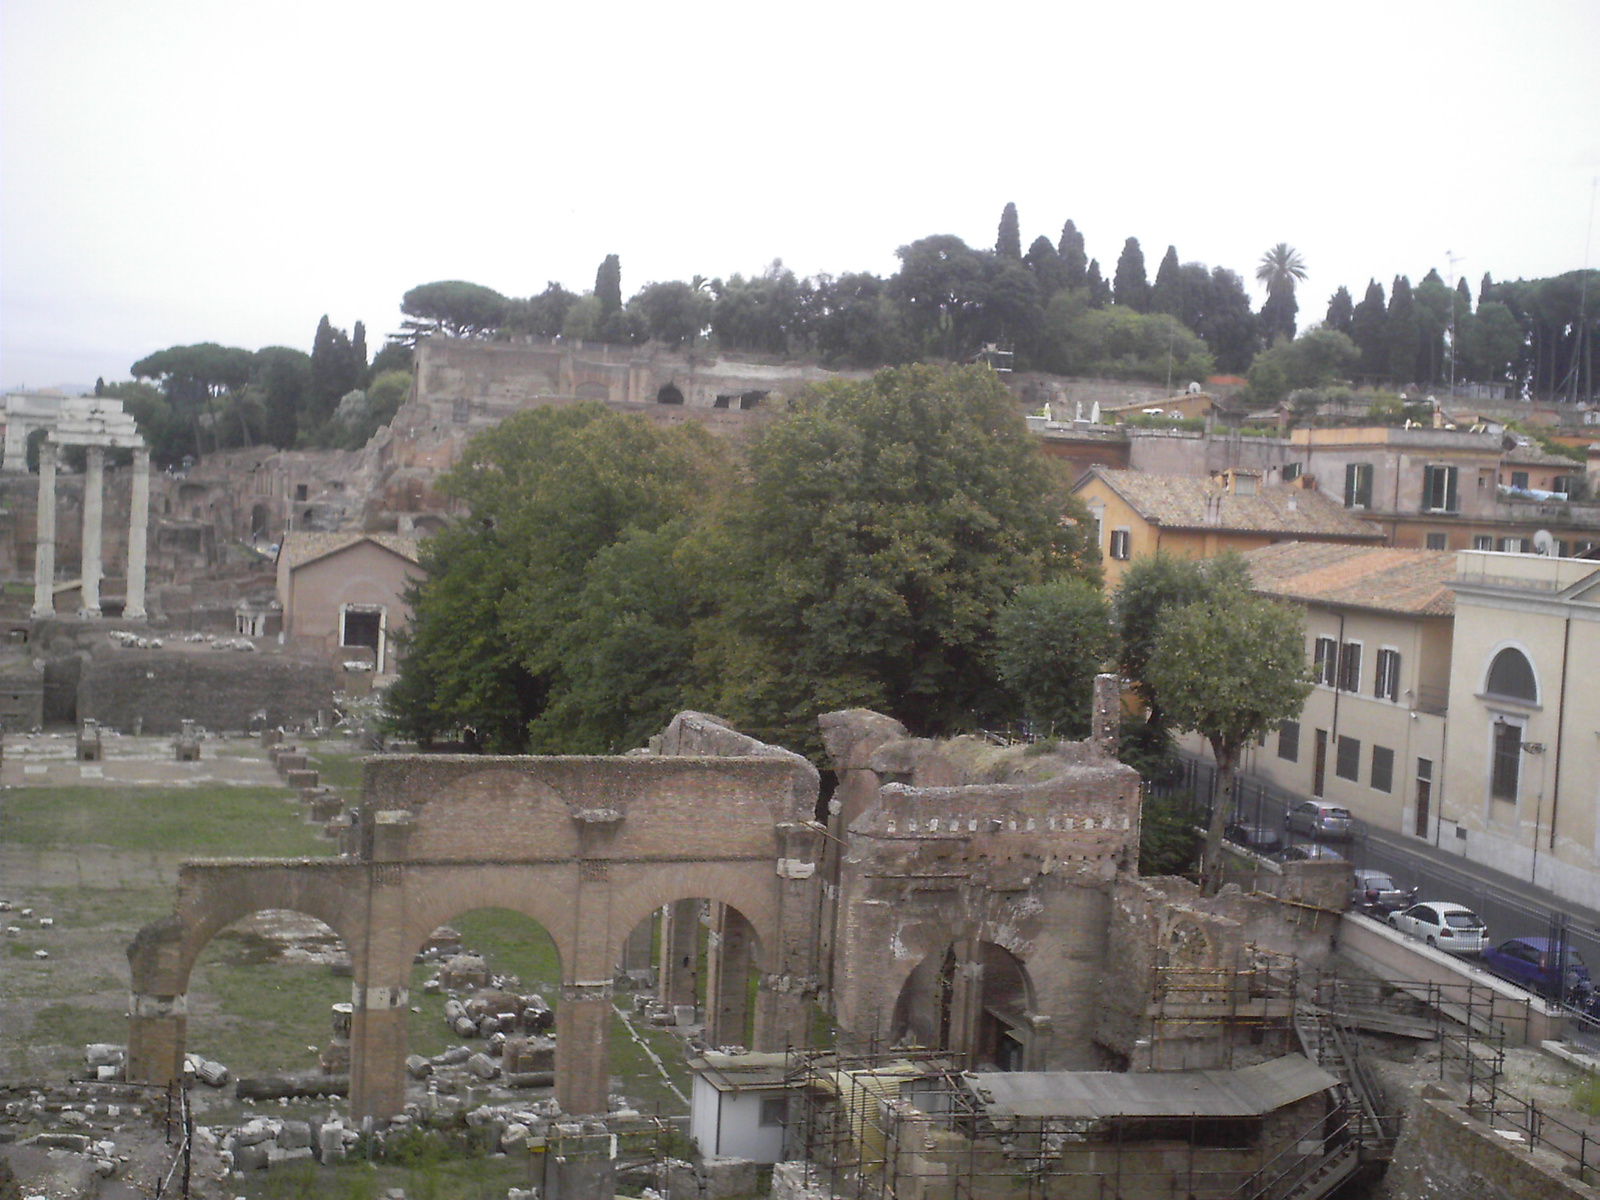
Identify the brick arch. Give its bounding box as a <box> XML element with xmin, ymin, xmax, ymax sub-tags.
<box><xmin>130</xmin><ymin>862</ymin><xmax>368</xmax><ymax>996</ymax></box>
<box><xmin>396</xmin><ymin>866</ymin><xmax>577</xmax><ymax>976</ymax></box>
<box><xmin>601</xmin><ymin>862</ymin><xmax>779</xmax><ymax>970</ymax></box>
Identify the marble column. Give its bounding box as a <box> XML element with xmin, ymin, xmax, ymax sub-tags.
<box><xmin>125</xmin><ymin>446</ymin><xmax>150</xmax><ymax>620</ymax></box>
<box><xmin>31</xmin><ymin>442</ymin><xmax>57</xmax><ymax>618</ymax></box>
<box><xmin>80</xmin><ymin>446</ymin><xmax>104</xmax><ymax>618</ymax></box>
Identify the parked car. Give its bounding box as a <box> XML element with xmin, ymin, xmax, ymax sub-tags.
<box><xmin>1349</xmin><ymin>869</ymin><xmax>1415</xmax><ymax>914</ymax></box>
<box><xmin>1279</xmin><ymin>844</ymin><xmax>1346</xmax><ymax>862</ymax></box>
<box><xmin>1224</xmin><ymin>822</ymin><xmax>1283</xmax><ymax>856</ymax></box>
<box><xmin>1481</xmin><ymin>936</ymin><xmax>1592</xmax><ymax>1001</ymax></box>
<box><xmin>1284</xmin><ymin>800</ymin><xmax>1354</xmax><ymax>842</ymax></box>
<box><xmin>1387</xmin><ymin>902</ymin><xmax>1488</xmax><ymax>955</ymax></box>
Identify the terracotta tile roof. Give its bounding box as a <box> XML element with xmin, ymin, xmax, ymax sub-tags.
<box><xmin>1501</xmin><ymin>443</ymin><xmax>1582</xmax><ymax>468</ymax></box>
<box><xmin>1081</xmin><ymin>468</ymin><xmax>1384</xmax><ymax>540</ymax></box>
<box><xmin>1238</xmin><ymin>543</ymin><xmax>1457</xmax><ymax>616</ymax></box>
<box><xmin>277</xmin><ymin>531</ymin><xmax>424</xmax><ymax>573</ymax></box>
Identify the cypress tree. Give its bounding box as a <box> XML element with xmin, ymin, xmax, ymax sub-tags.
<box><xmin>1479</xmin><ymin>272</ymin><xmax>1495</xmax><ymax>307</ymax></box>
<box><xmin>1024</xmin><ymin>235</ymin><xmax>1068</xmax><ymax>299</ymax></box>
<box><xmin>1058</xmin><ymin>220</ymin><xmax>1088</xmax><ymax>289</ymax></box>
<box><xmin>1350</xmin><ymin>280</ymin><xmax>1388</xmax><ymax>379</ymax></box>
<box><xmin>1151</xmin><ymin>246</ymin><xmax>1182</xmax><ymax>315</ymax></box>
<box><xmin>1386</xmin><ymin>276</ymin><xmax>1420</xmax><ymax>385</ymax></box>
<box><xmin>996</xmin><ymin>202</ymin><xmax>1022</xmax><ymax>260</ymax></box>
<box><xmin>595</xmin><ymin>255</ymin><xmax>623</xmax><ymax>316</ymax></box>
<box><xmin>1325</xmin><ymin>286</ymin><xmax>1354</xmax><ymax>336</ymax></box>
<box><xmin>352</xmin><ymin>321</ymin><xmax>368</xmax><ymax>377</ymax></box>
<box><xmin>1085</xmin><ymin>259</ymin><xmax>1112</xmax><ymax>309</ymax></box>
<box><xmin>1455</xmin><ymin>278</ymin><xmax>1473</xmax><ymax>312</ymax></box>
<box><xmin>1113</xmin><ymin>238</ymin><xmax>1150</xmax><ymax>312</ymax></box>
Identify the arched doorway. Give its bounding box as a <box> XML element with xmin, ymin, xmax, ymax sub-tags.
<box><xmin>408</xmin><ymin>908</ymin><xmax>562</xmax><ymax>1079</ymax></box>
<box><xmin>620</xmin><ymin>898</ymin><xmax>764</xmax><ymax>1054</ymax></box>
<box><xmin>890</xmin><ymin>941</ymin><xmax>1035</xmax><ymax>1070</ymax></box>
<box><xmin>656</xmin><ymin>384</ymin><xmax>685</xmax><ymax>405</ymax></box>
<box><xmin>185</xmin><ymin>908</ymin><xmax>351</xmax><ymax>1078</ymax></box>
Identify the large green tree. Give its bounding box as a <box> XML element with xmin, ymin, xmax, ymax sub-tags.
<box><xmin>398</xmin><ymin>281</ymin><xmax>509</xmax><ymax>341</ymax></box>
<box><xmin>1144</xmin><ymin>568</ymin><xmax>1310</xmax><ymax>891</ymax></box>
<box><xmin>1350</xmin><ymin>279</ymin><xmax>1387</xmax><ymax>378</ymax></box>
<box><xmin>595</xmin><ymin>255</ymin><xmax>623</xmax><ymax>317</ymax></box>
<box><xmin>994</xmin><ymin>578</ymin><xmax>1114</xmax><ymax>740</ymax></box>
<box><xmin>387</xmin><ymin>404</ymin><xmax>729</xmax><ymax>752</ymax></box>
<box><xmin>705</xmin><ymin>364</ymin><xmax>1097</xmax><ymax>751</ymax></box>
<box><xmin>130</xmin><ymin>342</ymin><xmax>255</xmax><ymax>459</ymax></box>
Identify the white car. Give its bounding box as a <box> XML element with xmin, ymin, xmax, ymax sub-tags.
<box><xmin>1387</xmin><ymin>901</ymin><xmax>1488</xmax><ymax>955</ymax></box>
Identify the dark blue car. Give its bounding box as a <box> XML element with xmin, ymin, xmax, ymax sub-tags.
<box><xmin>1480</xmin><ymin>936</ymin><xmax>1591</xmax><ymax>1001</ymax></box>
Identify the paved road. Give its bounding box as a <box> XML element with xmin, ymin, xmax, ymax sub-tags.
<box><xmin>1179</xmin><ymin>756</ymin><xmax>1600</xmax><ymax>977</ymax></box>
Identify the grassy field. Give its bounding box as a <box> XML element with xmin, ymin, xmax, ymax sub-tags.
<box><xmin>1</xmin><ymin>746</ymin><xmax>694</xmax><ymax>1118</ymax></box>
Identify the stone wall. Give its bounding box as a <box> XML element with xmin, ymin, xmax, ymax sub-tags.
<box><xmin>79</xmin><ymin>649</ymin><xmax>337</xmax><ymax>734</ymax></box>
<box><xmin>1382</xmin><ymin>1092</ymin><xmax>1600</xmax><ymax>1199</ymax></box>
<box><xmin>823</xmin><ymin>681</ymin><xmax>1143</xmax><ymax>1070</ymax></box>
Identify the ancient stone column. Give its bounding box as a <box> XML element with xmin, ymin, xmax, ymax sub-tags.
<box><xmin>81</xmin><ymin>446</ymin><xmax>105</xmax><ymax>618</ymax></box>
<box><xmin>124</xmin><ymin>446</ymin><xmax>149</xmax><ymax>620</ymax></box>
<box><xmin>31</xmin><ymin>441</ymin><xmax>57</xmax><ymax>618</ymax></box>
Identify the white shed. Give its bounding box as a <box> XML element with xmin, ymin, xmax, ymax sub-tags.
<box><xmin>687</xmin><ymin>1051</ymin><xmax>792</xmax><ymax>1164</ymax></box>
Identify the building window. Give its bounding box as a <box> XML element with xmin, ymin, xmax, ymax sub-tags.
<box><xmin>1109</xmin><ymin>528</ymin><xmax>1131</xmax><ymax>560</ymax></box>
<box><xmin>1374</xmin><ymin>648</ymin><xmax>1401</xmax><ymax>702</ymax></box>
<box><xmin>1510</xmin><ymin>470</ymin><xmax>1529</xmax><ymax>490</ymax></box>
<box><xmin>1485</xmin><ymin>647</ymin><xmax>1537</xmax><ymax>703</ymax></box>
<box><xmin>1277</xmin><ymin>720</ymin><xmax>1300</xmax><ymax>762</ymax></box>
<box><xmin>1344</xmin><ymin>462</ymin><xmax>1374</xmax><ymax>509</ymax></box>
<box><xmin>1426</xmin><ymin>533</ymin><xmax>1448</xmax><ymax>551</ymax></box>
<box><xmin>760</xmin><ymin>1096</ymin><xmax>788</xmax><ymax>1127</ymax></box>
<box><xmin>1497</xmin><ymin>536</ymin><xmax>1528</xmax><ymax>553</ymax></box>
<box><xmin>1422</xmin><ymin>464</ymin><xmax>1459</xmax><ymax>513</ymax></box>
<box><xmin>1283</xmin><ymin>462</ymin><xmax>1303</xmax><ymax>482</ymax></box>
<box><xmin>1337</xmin><ymin>641</ymin><xmax>1362</xmax><ymax>692</ymax></box>
<box><xmin>1490</xmin><ymin>719</ymin><xmax>1522</xmax><ymax>801</ymax></box>
<box><xmin>1371</xmin><ymin>745</ymin><xmax>1394</xmax><ymax>793</ymax></box>
<box><xmin>1313</xmin><ymin>637</ymin><xmax>1338</xmax><ymax>687</ymax></box>
<box><xmin>1336</xmin><ymin>735</ymin><xmax>1361</xmax><ymax>782</ymax></box>
<box><xmin>1473</xmin><ymin>535</ymin><xmax>1495</xmax><ymax>551</ymax></box>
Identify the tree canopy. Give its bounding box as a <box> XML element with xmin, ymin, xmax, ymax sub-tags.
<box><xmin>702</xmin><ymin>364</ymin><xmax>1098</xmax><ymax>751</ymax></box>
<box><xmin>399</xmin><ymin>281</ymin><xmax>509</xmax><ymax>341</ymax></box>
<box><xmin>387</xmin><ymin>364</ymin><xmax>1101</xmax><ymax>759</ymax></box>
<box><xmin>1133</xmin><ymin>555</ymin><xmax>1311</xmax><ymax>887</ymax></box>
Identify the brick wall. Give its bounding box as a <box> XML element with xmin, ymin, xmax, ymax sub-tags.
<box><xmin>79</xmin><ymin>650</ymin><xmax>337</xmax><ymax>733</ymax></box>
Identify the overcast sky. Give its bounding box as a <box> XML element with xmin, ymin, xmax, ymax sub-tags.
<box><xmin>4</xmin><ymin>1</ymin><xmax>1598</xmax><ymax>391</ymax></box>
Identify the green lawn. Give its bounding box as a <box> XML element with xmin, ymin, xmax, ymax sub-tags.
<box><xmin>0</xmin><ymin>785</ymin><xmax>331</xmax><ymax>858</ymax></box>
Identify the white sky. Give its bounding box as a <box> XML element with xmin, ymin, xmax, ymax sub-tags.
<box><xmin>4</xmin><ymin>0</ymin><xmax>1598</xmax><ymax>390</ymax></box>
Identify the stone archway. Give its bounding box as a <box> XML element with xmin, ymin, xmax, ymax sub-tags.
<box><xmin>127</xmin><ymin>715</ymin><xmax>823</xmax><ymax>1120</ymax></box>
<box><xmin>889</xmin><ymin>939</ymin><xmax>1037</xmax><ymax>1069</ymax></box>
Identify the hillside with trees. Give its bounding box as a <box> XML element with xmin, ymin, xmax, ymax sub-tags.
<box><xmin>106</xmin><ymin>200</ymin><xmax>1597</xmax><ymax>468</ymax></box>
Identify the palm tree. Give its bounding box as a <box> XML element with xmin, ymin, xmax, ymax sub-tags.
<box><xmin>1256</xmin><ymin>243</ymin><xmax>1308</xmax><ymax>344</ymax></box>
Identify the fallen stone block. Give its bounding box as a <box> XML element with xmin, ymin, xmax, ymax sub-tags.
<box><xmin>278</xmin><ymin>1121</ymin><xmax>312</xmax><ymax>1151</ymax></box>
<box><xmin>405</xmin><ymin>1054</ymin><xmax>433</xmax><ymax>1079</ymax></box>
<box><xmin>284</xmin><ymin>769</ymin><xmax>319</xmax><ymax>790</ymax></box>
<box><xmin>318</xmin><ymin>1122</ymin><xmax>346</xmax><ymax>1163</ymax></box>
<box><xmin>233</xmin><ymin>1141</ymin><xmax>271</xmax><ymax>1171</ymax></box>
<box><xmin>235</xmin><ymin>1075</ymin><xmax>349</xmax><ymax>1101</ymax></box>
<box><xmin>84</xmin><ymin>1043</ymin><xmax>124</xmax><ymax>1069</ymax></box>
<box><xmin>31</xmin><ymin>1132</ymin><xmax>92</xmax><ymax>1153</ymax></box>
<box><xmin>466</xmin><ymin>1052</ymin><xmax>499</xmax><ymax>1080</ymax></box>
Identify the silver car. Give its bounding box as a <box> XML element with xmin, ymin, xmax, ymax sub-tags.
<box><xmin>1285</xmin><ymin>800</ymin><xmax>1353</xmax><ymax>842</ymax></box>
<box><xmin>1387</xmin><ymin>901</ymin><xmax>1488</xmax><ymax>955</ymax></box>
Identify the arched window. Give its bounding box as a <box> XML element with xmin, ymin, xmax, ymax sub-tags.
<box><xmin>1485</xmin><ymin>647</ymin><xmax>1537</xmax><ymax>703</ymax></box>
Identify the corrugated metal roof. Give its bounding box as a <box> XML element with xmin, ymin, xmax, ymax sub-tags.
<box><xmin>970</xmin><ymin>1055</ymin><xmax>1338</xmax><ymax>1120</ymax></box>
